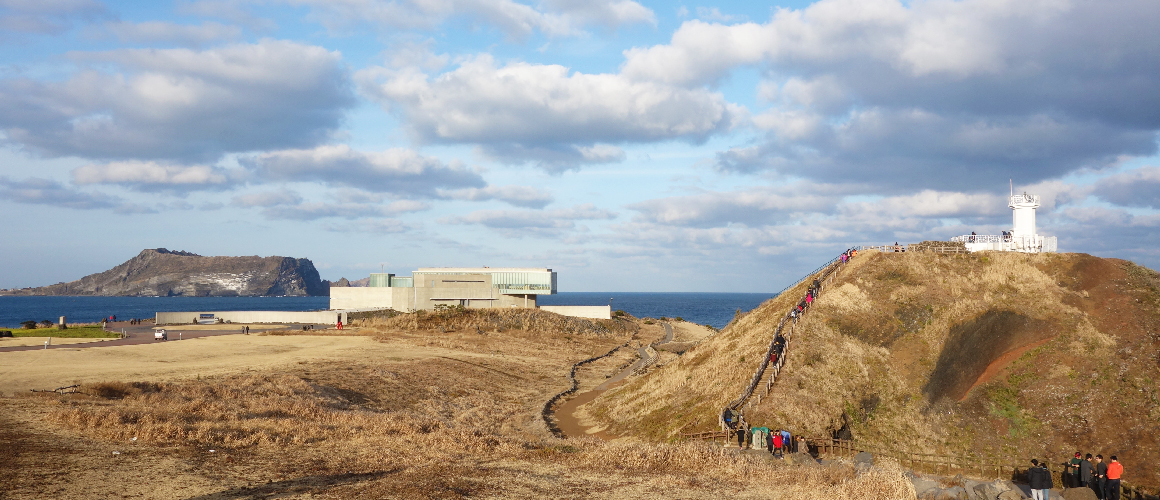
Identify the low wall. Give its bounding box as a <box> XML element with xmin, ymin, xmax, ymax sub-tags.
<box><xmin>330</xmin><ymin>287</ymin><xmax>395</xmax><ymax>310</ymax></box>
<box><xmin>155</xmin><ymin>308</ymin><xmax>392</xmax><ymax>325</ymax></box>
<box><xmin>539</xmin><ymin>305</ymin><xmax>611</xmax><ymax>320</ymax></box>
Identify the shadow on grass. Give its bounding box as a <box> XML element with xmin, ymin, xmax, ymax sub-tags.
<box><xmin>181</xmin><ymin>470</ymin><xmax>397</xmax><ymax>500</ymax></box>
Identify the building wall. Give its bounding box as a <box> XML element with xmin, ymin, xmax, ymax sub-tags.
<box><xmin>156</xmin><ymin>310</ymin><xmax>345</xmax><ymax>325</ymax></box>
<box><xmin>329</xmin><ymin>287</ymin><xmax>395</xmax><ymax>310</ymax></box>
<box><xmin>539</xmin><ymin>305</ymin><xmax>611</xmax><ymax>319</ymax></box>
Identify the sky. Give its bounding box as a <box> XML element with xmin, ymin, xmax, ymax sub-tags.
<box><xmin>1</xmin><ymin>0</ymin><xmax>1159</xmax><ymax>293</ymax></box>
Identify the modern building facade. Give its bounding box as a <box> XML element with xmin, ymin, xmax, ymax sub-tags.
<box><xmin>329</xmin><ymin>267</ymin><xmax>557</xmax><ymax>311</ymax></box>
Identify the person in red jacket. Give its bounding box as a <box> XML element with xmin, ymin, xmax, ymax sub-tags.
<box><xmin>772</xmin><ymin>432</ymin><xmax>784</xmax><ymax>458</ymax></box>
<box><xmin>1105</xmin><ymin>456</ymin><xmax>1123</xmax><ymax>500</ymax></box>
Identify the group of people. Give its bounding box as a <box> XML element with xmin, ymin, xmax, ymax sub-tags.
<box><xmin>735</xmin><ymin>426</ymin><xmax>807</xmax><ymax>457</ymax></box>
<box><xmin>1028</xmin><ymin>453</ymin><xmax>1125</xmax><ymax>500</ymax></box>
<box><xmin>839</xmin><ymin>248</ymin><xmax>857</xmax><ymax>263</ymax></box>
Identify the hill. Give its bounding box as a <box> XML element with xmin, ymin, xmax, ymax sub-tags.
<box><xmin>584</xmin><ymin>250</ymin><xmax>1160</xmax><ymax>489</ymax></box>
<box><xmin>2</xmin><ymin>248</ymin><xmax>326</xmax><ymax>297</ymax></box>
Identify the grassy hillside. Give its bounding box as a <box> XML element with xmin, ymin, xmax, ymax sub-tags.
<box><xmin>586</xmin><ymin>250</ymin><xmax>1160</xmax><ymax>488</ymax></box>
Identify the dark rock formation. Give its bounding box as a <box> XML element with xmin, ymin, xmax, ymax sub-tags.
<box><xmin>2</xmin><ymin>248</ymin><xmax>327</xmax><ymax>297</ymax></box>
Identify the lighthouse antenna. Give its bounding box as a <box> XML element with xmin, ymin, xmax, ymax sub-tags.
<box><xmin>1010</xmin><ymin>179</ymin><xmax>1013</xmax><ymax>197</ymax></box>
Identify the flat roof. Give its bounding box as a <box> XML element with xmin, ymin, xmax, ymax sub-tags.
<box><xmin>414</xmin><ymin>267</ymin><xmax>553</xmax><ymax>273</ymax></box>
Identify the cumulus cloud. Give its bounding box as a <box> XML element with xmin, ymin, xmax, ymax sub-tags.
<box><xmin>0</xmin><ymin>40</ymin><xmax>354</xmax><ymax>162</ymax></box>
<box><xmin>1092</xmin><ymin>166</ymin><xmax>1160</xmax><ymax>209</ymax></box>
<box><xmin>620</xmin><ymin>0</ymin><xmax>1160</xmax><ymax>190</ymax></box>
<box><xmin>444</xmin><ymin>203</ymin><xmax>615</xmax><ymax>233</ymax></box>
<box><xmin>360</xmin><ymin>55</ymin><xmax>739</xmax><ymax>169</ymax></box>
<box><xmin>286</xmin><ymin>0</ymin><xmax>653</xmax><ymax>38</ymax></box>
<box><xmin>245</xmin><ymin>145</ymin><xmax>485</xmax><ymax>197</ymax></box>
<box><xmin>439</xmin><ymin>185</ymin><xmax>553</xmax><ymax>208</ymax></box>
<box><xmin>103</xmin><ymin>20</ymin><xmax>243</xmax><ymax>46</ymax></box>
<box><xmin>0</xmin><ymin>176</ymin><xmax>154</xmax><ymax>213</ymax></box>
<box><xmin>71</xmin><ymin>161</ymin><xmax>234</xmax><ymax>191</ymax></box>
<box><xmin>325</xmin><ymin>218</ymin><xmax>412</xmax><ymax>233</ymax></box>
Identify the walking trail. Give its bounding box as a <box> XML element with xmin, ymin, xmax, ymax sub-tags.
<box><xmin>554</xmin><ymin>322</ymin><xmax>674</xmax><ymax>439</ymax></box>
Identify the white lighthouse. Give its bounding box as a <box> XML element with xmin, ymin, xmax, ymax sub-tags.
<box><xmin>952</xmin><ymin>189</ymin><xmax>1057</xmax><ymax>253</ymax></box>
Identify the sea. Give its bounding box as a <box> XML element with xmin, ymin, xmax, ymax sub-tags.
<box><xmin>0</xmin><ymin>292</ymin><xmax>774</xmax><ymax>330</ymax></box>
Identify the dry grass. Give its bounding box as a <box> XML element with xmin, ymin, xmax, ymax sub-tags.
<box><xmin>583</xmin><ymin>251</ymin><xmax>1160</xmax><ymax>490</ymax></box>
<box><xmin>24</xmin><ymin>366</ymin><xmax>915</xmax><ymax>499</ymax></box>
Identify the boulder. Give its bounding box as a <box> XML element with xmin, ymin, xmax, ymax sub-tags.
<box><xmin>1061</xmin><ymin>489</ymin><xmax>1098</xmax><ymax>500</ymax></box>
<box><xmin>911</xmin><ymin>477</ymin><xmax>941</xmax><ymax>498</ymax></box>
<box><xmin>784</xmin><ymin>452</ymin><xmax>818</xmax><ymax>466</ymax></box>
<box><xmin>998</xmin><ymin>489</ymin><xmax>1028</xmax><ymax>500</ymax></box>
<box><xmin>973</xmin><ymin>480</ymin><xmax>1012</xmax><ymax>500</ymax></box>
<box><xmin>937</xmin><ymin>486</ymin><xmax>970</xmax><ymax>500</ymax></box>
<box><xmin>853</xmin><ymin>451</ymin><xmax>874</xmax><ymax>465</ymax></box>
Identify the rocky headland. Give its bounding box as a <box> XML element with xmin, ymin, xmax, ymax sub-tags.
<box><xmin>1</xmin><ymin>248</ymin><xmax>327</xmax><ymax>297</ymax></box>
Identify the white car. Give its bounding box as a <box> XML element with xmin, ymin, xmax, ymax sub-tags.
<box><xmin>154</xmin><ymin>329</ymin><xmax>167</xmax><ymax>341</ymax></box>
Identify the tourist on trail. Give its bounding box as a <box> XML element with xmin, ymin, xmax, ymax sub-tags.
<box><xmin>1068</xmin><ymin>452</ymin><xmax>1083</xmax><ymax>487</ymax></box>
<box><xmin>796</xmin><ymin>435</ymin><xmax>807</xmax><ymax>454</ymax></box>
<box><xmin>766</xmin><ymin>429</ymin><xmax>774</xmax><ymax>454</ymax></box>
<box><xmin>337</xmin><ymin>319</ymin><xmax>343</xmax><ymax>330</ymax></box>
<box><xmin>772</xmin><ymin>431</ymin><xmax>783</xmax><ymax>457</ymax></box>
<box><xmin>1105</xmin><ymin>456</ymin><xmax>1123</xmax><ymax>500</ymax></box>
<box><xmin>894</xmin><ymin>242</ymin><xmax>901</xmax><ymax>252</ymax></box>
<box><xmin>736</xmin><ymin>427</ymin><xmax>746</xmax><ymax>449</ymax></box>
<box><xmin>1028</xmin><ymin>459</ymin><xmax>1051</xmax><ymax>500</ymax></box>
<box><xmin>780</xmin><ymin>429</ymin><xmax>791</xmax><ymax>452</ymax></box>
<box><xmin>1093</xmin><ymin>455</ymin><xmax>1108</xmax><ymax>499</ymax></box>
<box><xmin>1081</xmin><ymin>453</ymin><xmax>1093</xmax><ymax>488</ymax></box>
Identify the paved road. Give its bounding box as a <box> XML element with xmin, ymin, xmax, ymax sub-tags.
<box><xmin>0</xmin><ymin>322</ymin><xmax>318</xmax><ymax>353</ymax></box>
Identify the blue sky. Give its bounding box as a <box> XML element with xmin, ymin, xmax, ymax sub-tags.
<box><xmin>1</xmin><ymin>0</ymin><xmax>1158</xmax><ymax>292</ymax></box>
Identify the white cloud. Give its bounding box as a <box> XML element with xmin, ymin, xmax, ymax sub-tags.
<box><xmin>71</xmin><ymin>161</ymin><xmax>233</xmax><ymax>191</ymax></box>
<box><xmin>444</xmin><ymin>203</ymin><xmax>616</xmax><ymax>232</ymax></box>
<box><xmin>360</xmin><ymin>55</ymin><xmax>740</xmax><ymax>169</ymax></box>
<box><xmin>284</xmin><ymin>0</ymin><xmax>653</xmax><ymax>38</ymax></box>
<box><xmin>0</xmin><ymin>176</ymin><xmax>155</xmax><ymax>213</ymax></box>
<box><xmin>628</xmin><ymin>186</ymin><xmax>840</xmax><ymax>228</ymax></box>
<box><xmin>231</xmin><ymin>188</ymin><xmax>430</xmax><ymax>220</ymax></box>
<box><xmin>0</xmin><ymin>40</ymin><xmax>354</xmax><ymax>162</ymax></box>
<box><xmin>1092</xmin><ymin>166</ymin><xmax>1160</xmax><ymax>209</ymax></box>
<box><xmin>103</xmin><ymin>20</ymin><xmax>243</xmax><ymax>46</ymax></box>
<box><xmin>620</xmin><ymin>0</ymin><xmax>1160</xmax><ymax>190</ymax></box>
<box><xmin>439</xmin><ymin>185</ymin><xmax>553</xmax><ymax>208</ymax></box>
<box><xmin>245</xmin><ymin>144</ymin><xmax>485</xmax><ymax>196</ymax></box>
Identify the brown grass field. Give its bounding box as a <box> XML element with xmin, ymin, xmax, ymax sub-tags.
<box><xmin>585</xmin><ymin>250</ymin><xmax>1160</xmax><ymax>492</ymax></box>
<box><xmin>0</xmin><ymin>308</ymin><xmax>915</xmax><ymax>499</ymax></box>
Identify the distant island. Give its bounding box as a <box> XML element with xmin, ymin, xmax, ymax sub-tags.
<box><xmin>0</xmin><ymin>248</ymin><xmax>327</xmax><ymax>297</ymax></box>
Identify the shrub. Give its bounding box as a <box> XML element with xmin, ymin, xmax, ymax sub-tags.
<box><xmin>675</xmin><ymin>317</ymin><xmax>684</xmax><ymax>322</ymax></box>
<box><xmin>0</xmin><ymin>330</ymin><xmax>12</xmax><ymax>337</ymax></box>
<box><xmin>614</xmin><ymin>310</ymin><xmax>626</xmax><ymax>317</ymax></box>
<box><xmin>39</xmin><ymin>320</ymin><xmax>53</xmax><ymax>327</ymax></box>
<box><xmin>21</xmin><ymin>320</ymin><xmax>37</xmax><ymax>330</ymax></box>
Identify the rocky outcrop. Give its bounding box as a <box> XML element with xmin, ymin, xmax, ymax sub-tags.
<box><xmin>3</xmin><ymin>248</ymin><xmax>327</xmax><ymax>297</ymax></box>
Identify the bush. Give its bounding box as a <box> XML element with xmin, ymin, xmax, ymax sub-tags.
<box><xmin>39</xmin><ymin>320</ymin><xmax>53</xmax><ymax>327</ymax></box>
<box><xmin>0</xmin><ymin>330</ymin><xmax>12</xmax><ymax>337</ymax></box>
<box><xmin>614</xmin><ymin>310</ymin><xmax>626</xmax><ymax>317</ymax></box>
<box><xmin>675</xmin><ymin>317</ymin><xmax>684</xmax><ymax>322</ymax></box>
<box><xmin>21</xmin><ymin>320</ymin><xmax>37</xmax><ymax>329</ymax></box>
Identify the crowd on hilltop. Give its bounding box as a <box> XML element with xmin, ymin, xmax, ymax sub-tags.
<box><xmin>1029</xmin><ymin>453</ymin><xmax>1127</xmax><ymax>500</ymax></box>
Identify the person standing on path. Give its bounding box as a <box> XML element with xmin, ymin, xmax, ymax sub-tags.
<box><xmin>1092</xmin><ymin>455</ymin><xmax>1107</xmax><ymax>499</ymax></box>
<box><xmin>1105</xmin><ymin>456</ymin><xmax>1123</xmax><ymax>500</ymax></box>
<box><xmin>1067</xmin><ymin>452</ymin><xmax>1083</xmax><ymax>487</ymax></box>
<box><xmin>1029</xmin><ymin>459</ymin><xmax>1051</xmax><ymax>500</ymax></box>
<box><xmin>1080</xmin><ymin>454</ymin><xmax>1093</xmax><ymax>488</ymax></box>
<box><xmin>772</xmin><ymin>431</ymin><xmax>783</xmax><ymax>458</ymax></box>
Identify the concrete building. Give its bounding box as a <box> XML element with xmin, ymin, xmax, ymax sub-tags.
<box><xmin>330</xmin><ymin>267</ymin><xmax>557</xmax><ymax>312</ymax></box>
<box><xmin>951</xmin><ymin>192</ymin><xmax>1058</xmax><ymax>253</ymax></box>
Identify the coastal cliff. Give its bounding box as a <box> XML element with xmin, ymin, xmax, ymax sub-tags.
<box><xmin>2</xmin><ymin>248</ymin><xmax>327</xmax><ymax>297</ymax></box>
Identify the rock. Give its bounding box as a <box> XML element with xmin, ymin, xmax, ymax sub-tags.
<box><xmin>998</xmin><ymin>489</ymin><xmax>1028</xmax><ymax>500</ymax></box>
<box><xmin>0</xmin><ymin>248</ymin><xmax>327</xmax><ymax>297</ymax></box>
<box><xmin>938</xmin><ymin>486</ymin><xmax>970</xmax><ymax>500</ymax></box>
<box><xmin>973</xmin><ymin>480</ymin><xmax>1009</xmax><ymax>500</ymax></box>
<box><xmin>853</xmin><ymin>451</ymin><xmax>874</xmax><ymax>465</ymax></box>
<box><xmin>1061</xmin><ymin>488</ymin><xmax>1098</xmax><ymax>500</ymax></box>
<box><xmin>784</xmin><ymin>452</ymin><xmax>818</xmax><ymax>466</ymax></box>
<box><xmin>912</xmin><ymin>477</ymin><xmax>941</xmax><ymax>498</ymax></box>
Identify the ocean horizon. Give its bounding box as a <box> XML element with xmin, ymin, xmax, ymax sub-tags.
<box><xmin>0</xmin><ymin>292</ymin><xmax>774</xmax><ymax>330</ymax></box>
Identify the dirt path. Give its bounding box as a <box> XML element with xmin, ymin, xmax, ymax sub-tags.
<box><xmin>0</xmin><ymin>321</ymin><xmax>318</xmax><ymax>352</ymax></box>
<box><xmin>555</xmin><ymin>322</ymin><xmax>674</xmax><ymax>439</ymax></box>
<box><xmin>958</xmin><ymin>336</ymin><xmax>1055</xmax><ymax>401</ymax></box>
